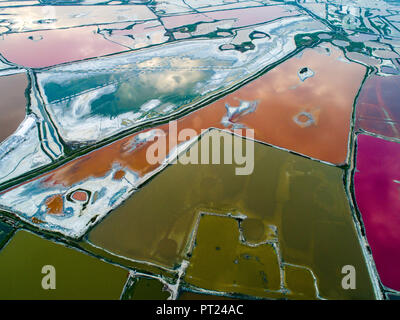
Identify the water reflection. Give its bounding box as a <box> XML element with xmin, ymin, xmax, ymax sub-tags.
<box><xmin>0</xmin><ymin>43</ymin><xmax>366</xmax><ymax>237</ymax></box>
<box><xmin>1</xmin><ymin>0</ymin><xmax>400</xmax><ymax>300</ymax></box>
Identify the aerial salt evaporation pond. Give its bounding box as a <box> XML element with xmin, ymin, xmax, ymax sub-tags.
<box><xmin>0</xmin><ymin>43</ymin><xmax>363</xmax><ymax>237</ymax></box>
<box><xmin>88</xmin><ymin>131</ymin><xmax>375</xmax><ymax>300</ymax></box>
<box><xmin>0</xmin><ymin>0</ymin><xmax>400</xmax><ymax>300</ymax></box>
